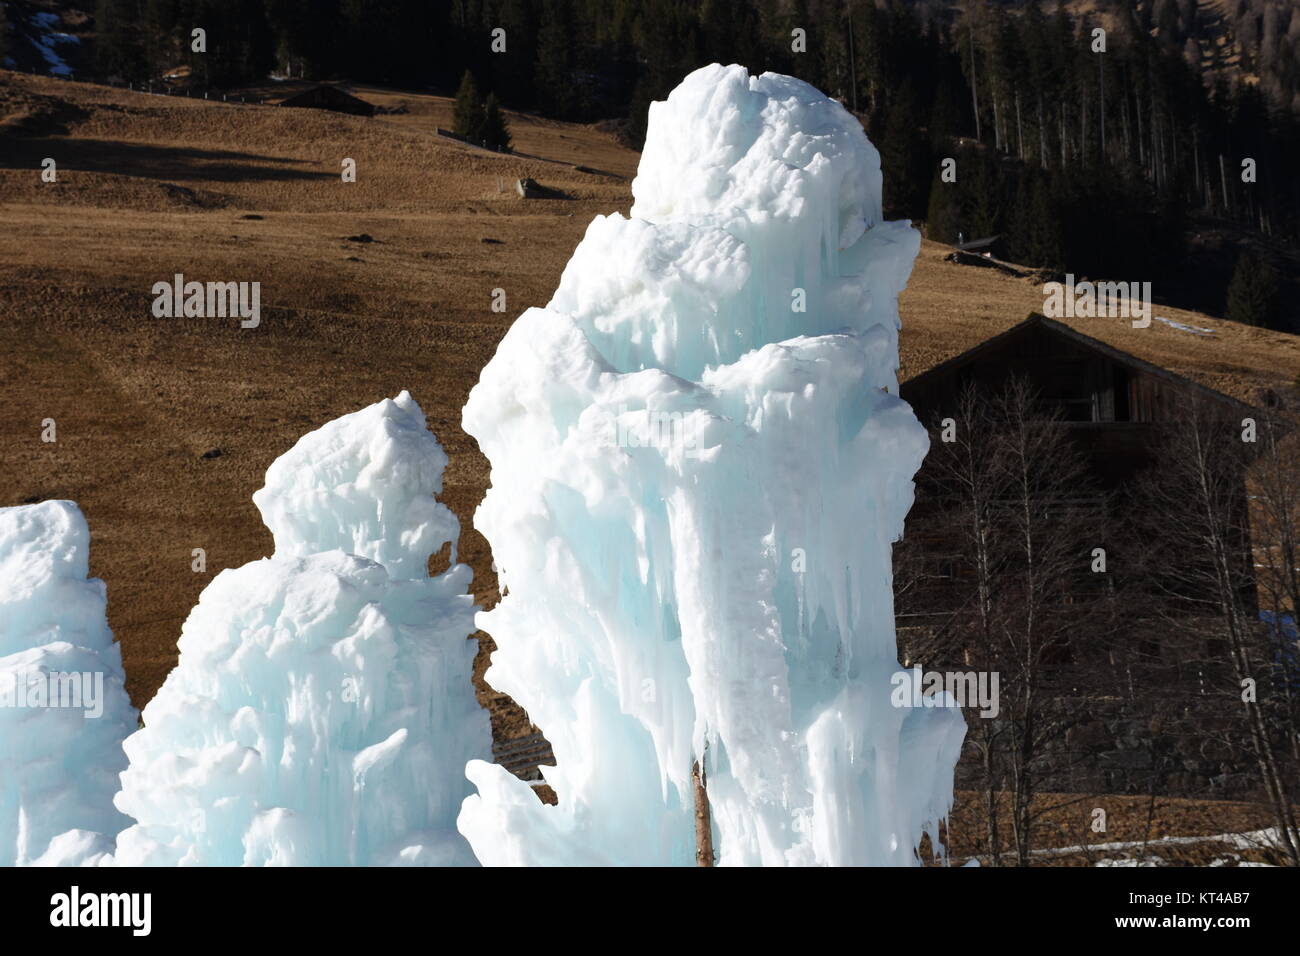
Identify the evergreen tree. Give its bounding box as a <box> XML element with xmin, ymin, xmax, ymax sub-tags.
<box><xmin>96</xmin><ymin>0</ymin><xmax>150</xmax><ymax>81</ymax></box>
<box><xmin>491</xmin><ymin>0</ymin><xmax>541</xmax><ymax>109</ymax></box>
<box><xmin>481</xmin><ymin>93</ymin><xmax>512</xmax><ymax>152</ymax></box>
<box><xmin>1226</xmin><ymin>251</ymin><xmax>1282</xmax><ymax>328</ymax></box>
<box><xmin>928</xmin><ymin>74</ymin><xmax>966</xmax><ymax>148</ymax></box>
<box><xmin>628</xmin><ymin>0</ymin><xmax>703</xmax><ymax>146</ymax></box>
<box><xmin>925</xmin><ymin>166</ymin><xmax>962</xmax><ymax>244</ymax></box>
<box><xmin>189</xmin><ymin>0</ymin><xmax>275</xmax><ymax>87</ymax></box>
<box><xmin>1026</xmin><ymin>173</ymin><xmax>1064</xmax><ymax>270</ymax></box>
<box><xmin>453</xmin><ymin>70</ymin><xmax>485</xmax><ymax>143</ymax></box>
<box><xmin>264</xmin><ymin>0</ymin><xmax>340</xmax><ymax>78</ymax></box>
<box><xmin>965</xmin><ymin>146</ymin><xmax>1005</xmax><ymax>238</ymax></box>
<box><xmin>879</xmin><ymin>80</ymin><xmax>932</xmax><ymax>220</ymax></box>
<box><xmin>143</xmin><ymin>0</ymin><xmax>182</xmax><ymax>76</ymax></box>
<box><xmin>1009</xmin><ymin>168</ymin><xmax>1063</xmax><ymax>269</ymax></box>
<box><xmin>535</xmin><ymin>0</ymin><xmax>579</xmax><ymax>119</ymax></box>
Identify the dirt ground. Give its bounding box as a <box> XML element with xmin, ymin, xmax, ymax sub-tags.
<box><xmin>3</xmin><ymin>69</ymin><xmax>1298</xmax><ymax>761</ymax></box>
<box><xmin>941</xmin><ymin>789</ymin><xmax>1296</xmax><ymax>866</ymax></box>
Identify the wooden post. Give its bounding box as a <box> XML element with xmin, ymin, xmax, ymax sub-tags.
<box><xmin>692</xmin><ymin>759</ymin><xmax>714</xmax><ymax>867</ymax></box>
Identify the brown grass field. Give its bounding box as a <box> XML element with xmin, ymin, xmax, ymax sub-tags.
<box><xmin>939</xmin><ymin>789</ymin><xmax>1294</xmax><ymax>866</ymax></box>
<box><xmin>3</xmin><ymin>70</ymin><xmax>1299</xmax><ymax>856</ymax></box>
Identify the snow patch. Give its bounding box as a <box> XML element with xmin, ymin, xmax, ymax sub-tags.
<box><xmin>1154</xmin><ymin>316</ymin><xmax>1216</xmax><ymax>335</ymax></box>
<box><xmin>28</xmin><ymin>12</ymin><xmax>80</xmax><ymax>78</ymax></box>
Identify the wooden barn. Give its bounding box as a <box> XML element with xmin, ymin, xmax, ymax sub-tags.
<box><xmin>900</xmin><ymin>312</ymin><xmax>1256</xmax><ymax>488</ymax></box>
<box><xmin>278</xmin><ymin>85</ymin><xmax>375</xmax><ymax>117</ymax></box>
<box><xmin>895</xmin><ymin>311</ymin><xmax>1265</xmax><ymax>650</ymax></box>
<box><xmin>895</xmin><ymin>314</ymin><xmax>1283</xmax><ymax>798</ymax></box>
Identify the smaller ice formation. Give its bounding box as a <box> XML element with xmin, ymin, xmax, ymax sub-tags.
<box><xmin>0</xmin><ymin>500</ymin><xmax>137</xmax><ymax>867</ymax></box>
<box><xmin>111</xmin><ymin>392</ymin><xmax>490</xmax><ymax>866</ymax></box>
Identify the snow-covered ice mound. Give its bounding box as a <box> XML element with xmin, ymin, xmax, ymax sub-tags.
<box><xmin>0</xmin><ymin>500</ymin><xmax>137</xmax><ymax>866</ymax></box>
<box><xmin>458</xmin><ymin>64</ymin><xmax>965</xmax><ymax>866</ymax></box>
<box><xmin>112</xmin><ymin>392</ymin><xmax>490</xmax><ymax>866</ymax></box>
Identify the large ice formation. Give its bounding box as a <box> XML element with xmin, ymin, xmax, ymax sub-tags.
<box><xmin>0</xmin><ymin>500</ymin><xmax>138</xmax><ymax>867</ymax></box>
<box><xmin>458</xmin><ymin>64</ymin><xmax>966</xmax><ymax>866</ymax></box>
<box><xmin>111</xmin><ymin>392</ymin><xmax>490</xmax><ymax>865</ymax></box>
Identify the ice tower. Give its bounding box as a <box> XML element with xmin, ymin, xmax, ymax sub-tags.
<box><xmin>0</xmin><ymin>500</ymin><xmax>138</xmax><ymax>866</ymax></box>
<box><xmin>458</xmin><ymin>64</ymin><xmax>966</xmax><ymax>866</ymax></box>
<box><xmin>111</xmin><ymin>392</ymin><xmax>490</xmax><ymax>866</ymax></box>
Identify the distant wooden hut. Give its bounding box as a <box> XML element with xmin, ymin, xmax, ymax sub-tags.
<box><xmin>278</xmin><ymin>85</ymin><xmax>375</xmax><ymax>117</ymax></box>
<box><xmin>901</xmin><ymin>313</ymin><xmax>1256</xmax><ymax>486</ymax></box>
<box><xmin>896</xmin><ymin>313</ymin><xmax>1279</xmax><ymax>801</ymax></box>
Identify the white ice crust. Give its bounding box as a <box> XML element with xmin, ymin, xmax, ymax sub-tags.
<box><xmin>0</xmin><ymin>500</ymin><xmax>137</xmax><ymax>867</ymax></box>
<box><xmin>110</xmin><ymin>392</ymin><xmax>490</xmax><ymax>865</ymax></box>
<box><xmin>458</xmin><ymin>64</ymin><xmax>965</xmax><ymax>866</ymax></box>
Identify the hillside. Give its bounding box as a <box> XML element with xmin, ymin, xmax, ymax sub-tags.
<box><xmin>2</xmin><ymin>68</ymin><xmax>1298</xmax><ymax>728</ymax></box>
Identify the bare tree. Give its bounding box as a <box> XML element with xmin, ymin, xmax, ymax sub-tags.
<box><xmin>994</xmin><ymin>378</ymin><xmax>1115</xmax><ymax>866</ymax></box>
<box><xmin>899</xmin><ymin>378</ymin><xmax>1118</xmax><ymax>865</ymax></box>
<box><xmin>899</xmin><ymin>381</ymin><xmax>1009</xmax><ymax>862</ymax></box>
<box><xmin>1245</xmin><ymin>414</ymin><xmax>1300</xmax><ymax>795</ymax></box>
<box><xmin>1136</xmin><ymin>403</ymin><xmax>1300</xmax><ymax>865</ymax></box>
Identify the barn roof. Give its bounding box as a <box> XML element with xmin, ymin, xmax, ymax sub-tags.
<box><xmin>277</xmin><ymin>84</ymin><xmax>375</xmax><ymax>116</ymax></box>
<box><xmin>900</xmin><ymin>312</ymin><xmax>1259</xmax><ymax>414</ymax></box>
<box><xmin>895</xmin><ymin>242</ymin><xmax>1299</xmax><ymax>410</ymax></box>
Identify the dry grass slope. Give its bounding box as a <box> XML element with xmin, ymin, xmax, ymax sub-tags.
<box><xmin>2</xmin><ymin>68</ymin><xmax>1297</xmax><ymax>759</ymax></box>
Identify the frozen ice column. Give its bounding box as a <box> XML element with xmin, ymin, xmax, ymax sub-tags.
<box><xmin>458</xmin><ymin>64</ymin><xmax>965</xmax><ymax>865</ymax></box>
<box><xmin>0</xmin><ymin>500</ymin><xmax>138</xmax><ymax>867</ymax></box>
<box><xmin>112</xmin><ymin>392</ymin><xmax>491</xmax><ymax>865</ymax></box>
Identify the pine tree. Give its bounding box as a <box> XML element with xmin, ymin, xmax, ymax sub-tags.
<box><xmin>1009</xmin><ymin>169</ymin><xmax>1063</xmax><ymax>269</ymax></box>
<box><xmin>96</xmin><ymin>0</ymin><xmax>150</xmax><ymax>81</ymax></box>
<box><xmin>1009</xmin><ymin>171</ymin><xmax>1037</xmax><ymax>263</ymax></box>
<box><xmin>1027</xmin><ymin>173</ymin><xmax>1064</xmax><ymax>270</ymax></box>
<box><xmin>143</xmin><ymin>0</ymin><xmax>182</xmax><ymax>77</ymax></box>
<box><xmin>1226</xmin><ymin>251</ymin><xmax>1281</xmax><ymax>328</ymax></box>
<box><xmin>491</xmin><ymin>0</ymin><xmax>540</xmax><ymax>109</ymax></box>
<box><xmin>925</xmin><ymin>167</ymin><xmax>962</xmax><ymax>244</ymax></box>
<box><xmin>966</xmin><ymin>147</ymin><xmax>1004</xmax><ymax>238</ymax></box>
<box><xmin>481</xmin><ymin>93</ymin><xmax>512</xmax><ymax>152</ymax></box>
<box><xmin>627</xmin><ymin>0</ymin><xmax>703</xmax><ymax>146</ymax></box>
<box><xmin>453</xmin><ymin>70</ymin><xmax>485</xmax><ymax>144</ymax></box>
<box><xmin>264</xmin><ymin>0</ymin><xmax>340</xmax><ymax>79</ymax></box>
<box><xmin>879</xmin><ymin>81</ymin><xmax>932</xmax><ymax>220</ymax></box>
<box><xmin>535</xmin><ymin>0</ymin><xmax>578</xmax><ymax>119</ymax></box>
<box><xmin>189</xmin><ymin>0</ymin><xmax>274</xmax><ymax>88</ymax></box>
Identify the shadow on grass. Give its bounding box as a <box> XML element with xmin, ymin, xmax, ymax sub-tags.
<box><xmin>2</xmin><ymin>136</ymin><xmax>333</xmax><ymax>183</ymax></box>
